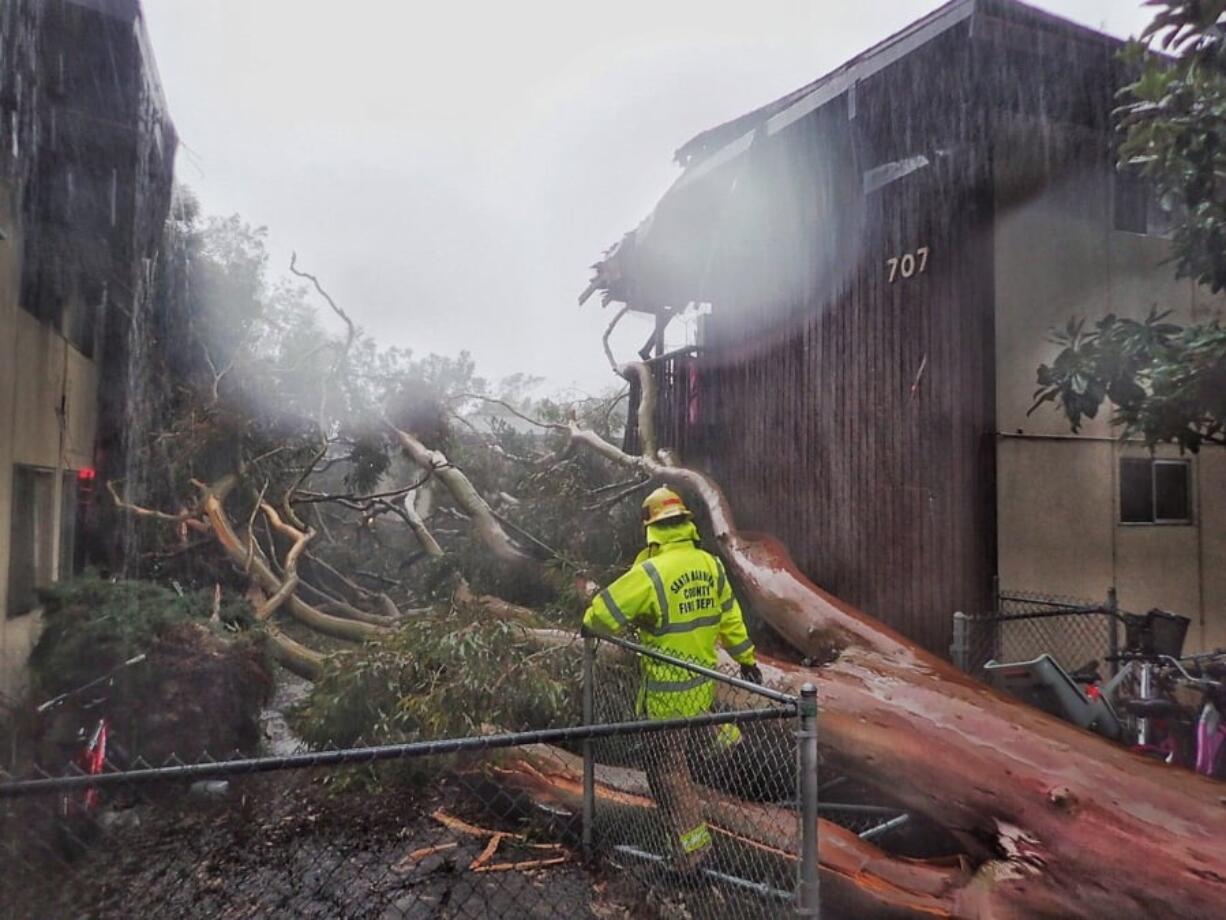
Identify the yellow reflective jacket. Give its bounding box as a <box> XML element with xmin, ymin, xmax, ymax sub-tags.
<box><xmin>582</xmin><ymin>520</ymin><xmax>756</xmax><ymax>719</ymax></box>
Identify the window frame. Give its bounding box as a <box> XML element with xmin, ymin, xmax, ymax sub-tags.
<box><xmin>1118</xmin><ymin>456</ymin><xmax>1193</xmax><ymax>527</ymax></box>
<box><xmin>1151</xmin><ymin>458</ymin><xmax>1193</xmax><ymax>524</ymax></box>
<box><xmin>6</xmin><ymin>465</ymin><xmax>56</xmax><ymax>618</ymax></box>
<box><xmin>1112</xmin><ymin>168</ymin><xmax>1177</xmax><ymax>239</ymax></box>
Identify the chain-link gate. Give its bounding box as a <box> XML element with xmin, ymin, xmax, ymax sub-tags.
<box><xmin>1</xmin><ymin>640</ymin><xmax>820</xmax><ymax>919</ymax></box>
<box><xmin>951</xmin><ymin>586</ymin><xmax>1121</xmax><ymax>678</ymax></box>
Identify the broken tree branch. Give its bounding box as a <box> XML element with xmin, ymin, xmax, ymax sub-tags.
<box><xmin>196</xmin><ymin>476</ymin><xmax>388</xmax><ymax>644</ymax></box>
<box><xmin>393</xmin><ymin>495</ymin><xmax>444</xmax><ymax>558</ymax></box>
<box><xmin>106</xmin><ymin>480</ymin><xmax>209</xmax><ymax>533</ymax></box>
<box><xmin>386</xmin><ymin>423</ymin><xmax>531</xmax><ymax>566</ymax></box>
<box><xmin>601</xmin><ymin>305</ymin><xmax>631</xmax><ymax>377</ymax></box>
<box><xmin>282</xmin><ymin>255</ymin><xmax>359</xmax><ymax>532</ymax></box>
<box><xmin>451</xmin><ymin>394</ymin><xmax>568</xmax><ymax>434</ymax></box>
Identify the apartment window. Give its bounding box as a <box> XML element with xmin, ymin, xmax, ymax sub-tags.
<box><xmin>6</xmin><ymin>466</ymin><xmax>56</xmax><ymax>617</ymax></box>
<box><xmin>1120</xmin><ymin>457</ymin><xmax>1192</xmax><ymax>524</ymax></box>
<box><xmin>60</xmin><ymin>471</ymin><xmax>80</xmax><ymax>579</ymax></box>
<box><xmin>1113</xmin><ymin>168</ymin><xmax>1175</xmax><ymax>237</ymax></box>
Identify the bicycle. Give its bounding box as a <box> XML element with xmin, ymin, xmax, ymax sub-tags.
<box><xmin>985</xmin><ymin>608</ymin><xmax>1226</xmax><ymax>779</ymax></box>
<box><xmin>1083</xmin><ymin>610</ymin><xmax>1226</xmax><ymax>777</ymax></box>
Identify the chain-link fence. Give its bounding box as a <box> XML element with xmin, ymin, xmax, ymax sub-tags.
<box><xmin>582</xmin><ymin>633</ymin><xmax>816</xmax><ymax>919</ymax></box>
<box><xmin>950</xmin><ymin>587</ymin><xmax>1120</xmax><ymax>679</ymax></box>
<box><xmin>0</xmin><ymin>638</ymin><xmax>820</xmax><ymax>919</ymax></box>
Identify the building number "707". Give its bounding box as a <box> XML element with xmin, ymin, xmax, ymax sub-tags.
<box><xmin>887</xmin><ymin>246</ymin><xmax>930</xmax><ymax>283</ymax></box>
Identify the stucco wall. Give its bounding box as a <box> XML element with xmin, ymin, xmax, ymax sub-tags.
<box><xmin>996</xmin><ymin>437</ymin><xmax>1115</xmax><ymax>599</ymax></box>
<box><xmin>9</xmin><ymin>311</ymin><xmax>99</xmax><ymax>472</ymax></box>
<box><xmin>994</xmin><ymin>159</ymin><xmax>1204</xmax><ymax>438</ymax></box>
<box><xmin>1198</xmin><ymin>451</ymin><xmax>1226</xmax><ymax>651</ymax></box>
<box><xmin>0</xmin><ymin>178</ymin><xmax>99</xmax><ymax>702</ymax></box>
<box><xmin>994</xmin><ymin>145</ymin><xmax>1226</xmax><ymax>653</ymax></box>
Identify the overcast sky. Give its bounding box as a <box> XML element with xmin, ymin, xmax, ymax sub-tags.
<box><xmin>141</xmin><ymin>0</ymin><xmax>1153</xmax><ymax>396</ymax></box>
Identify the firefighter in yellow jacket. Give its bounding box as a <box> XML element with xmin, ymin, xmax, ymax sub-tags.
<box><xmin>582</xmin><ymin>486</ymin><xmax>761</xmax><ymax>869</ymax></box>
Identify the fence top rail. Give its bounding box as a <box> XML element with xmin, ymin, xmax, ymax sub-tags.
<box><xmin>589</xmin><ymin>631</ymin><xmax>797</xmax><ymax>706</ymax></box>
<box><xmin>0</xmin><ymin>705</ymin><xmax>793</xmax><ymax>798</ymax></box>
<box><xmin>998</xmin><ymin>593</ymin><xmax>1108</xmax><ymax>610</ymax></box>
<box><xmin>975</xmin><ymin>606</ymin><xmax>1113</xmax><ymax>622</ymax></box>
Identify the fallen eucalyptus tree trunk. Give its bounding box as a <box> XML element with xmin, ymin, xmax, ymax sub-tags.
<box><xmin>490</xmin><ymin>742</ymin><xmax>976</xmax><ymax>919</ymax></box>
<box><xmin>558</xmin><ymin>421</ymin><xmax>1226</xmax><ymax>918</ymax></box>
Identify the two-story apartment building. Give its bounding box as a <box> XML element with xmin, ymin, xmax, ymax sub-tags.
<box><xmin>584</xmin><ymin>0</ymin><xmax>1226</xmax><ymax>656</ymax></box>
<box><xmin>0</xmin><ymin>0</ymin><xmax>175</xmax><ymax>698</ymax></box>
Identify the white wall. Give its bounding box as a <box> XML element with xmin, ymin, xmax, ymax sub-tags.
<box><xmin>994</xmin><ymin>124</ymin><xmax>1226</xmax><ymax>653</ymax></box>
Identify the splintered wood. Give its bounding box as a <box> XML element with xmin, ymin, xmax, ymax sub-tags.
<box><xmin>389</xmin><ymin>809</ymin><xmax>568</xmax><ymax>875</ymax></box>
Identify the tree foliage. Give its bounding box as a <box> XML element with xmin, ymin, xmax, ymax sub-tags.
<box><xmin>1117</xmin><ymin>1</ymin><xmax>1226</xmax><ymax>292</ymax></box>
<box><xmin>30</xmin><ymin>571</ymin><xmax>255</xmax><ymax>699</ymax></box>
<box><xmin>1032</xmin><ymin>2</ymin><xmax>1226</xmax><ymax>448</ymax></box>
<box><xmin>292</xmin><ymin>604</ymin><xmax>578</xmax><ymax>752</ymax></box>
<box><xmin>1031</xmin><ymin>310</ymin><xmax>1226</xmax><ymax>449</ymax></box>
<box><xmin>28</xmin><ymin>572</ymin><xmax>272</xmax><ymax>764</ymax></box>
<box><xmin>127</xmin><ymin>185</ymin><xmax>638</xmax><ymax>656</ymax></box>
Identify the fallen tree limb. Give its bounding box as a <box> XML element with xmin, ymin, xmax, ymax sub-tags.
<box><xmin>560</xmin><ymin>416</ymin><xmax>1226</xmax><ymax>917</ymax></box>
<box><xmin>388</xmin><ymin>423</ymin><xmax>531</xmax><ymax>565</ymax></box>
<box><xmin>452</xmin><ymin>579</ymin><xmax>541</xmax><ymax>625</ymax></box>
<box><xmin>303</xmin><ymin>550</ymin><xmax>379</xmax><ymax>603</ymax></box>
<box><xmin>491</xmin><ymin>743</ymin><xmax>978</xmax><ymax>919</ymax></box>
<box><xmin>297</xmin><ymin>581</ymin><xmax>394</xmax><ymax>627</ymax></box>
<box><xmin>253</xmin><ymin>502</ymin><xmax>313</xmax><ymax>620</ymax></box>
<box><xmin>316</xmin><ymin>598</ymin><xmax>396</xmax><ymax>627</ymax></box>
<box><xmin>111</xmin><ymin>478</ymin><xmax>327</xmax><ymax>678</ymax></box>
<box><xmin>245</xmin><ymin>585</ymin><xmax>325</xmax><ymax>681</ymax></box>
<box><xmin>376</xmin><ymin>593</ymin><xmax>403</xmax><ymax>619</ymax></box>
<box><xmin>397</xmin><ymin>494</ymin><xmax>444</xmax><ymax>558</ymax></box>
<box><xmin>196</xmin><ymin>479</ymin><xmax>388</xmax><ymax>645</ymax></box>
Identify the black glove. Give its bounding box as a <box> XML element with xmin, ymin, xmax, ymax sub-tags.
<box><xmin>580</xmin><ymin>622</ymin><xmax>595</xmax><ymax>639</ymax></box>
<box><xmin>739</xmin><ymin>663</ymin><xmax>764</xmax><ymax>685</ymax></box>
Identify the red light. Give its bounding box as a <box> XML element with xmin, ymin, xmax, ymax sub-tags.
<box><xmin>77</xmin><ymin>467</ymin><xmax>97</xmax><ymax>482</ymax></box>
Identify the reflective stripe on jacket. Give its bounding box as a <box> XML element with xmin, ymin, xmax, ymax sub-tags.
<box><xmin>582</xmin><ymin>520</ymin><xmax>756</xmax><ymax>719</ymax></box>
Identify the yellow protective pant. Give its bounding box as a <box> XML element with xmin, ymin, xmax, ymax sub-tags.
<box><xmin>643</xmin><ymin>731</ymin><xmax>712</xmax><ymax>865</ymax></box>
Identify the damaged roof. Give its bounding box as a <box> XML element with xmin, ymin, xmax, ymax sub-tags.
<box><xmin>581</xmin><ymin>0</ymin><xmax>1127</xmax><ymax>313</ymax></box>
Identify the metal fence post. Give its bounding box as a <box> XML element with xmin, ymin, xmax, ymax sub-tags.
<box><xmin>796</xmin><ymin>683</ymin><xmax>820</xmax><ymax>917</ymax></box>
<box><xmin>1106</xmin><ymin>586</ymin><xmax>1120</xmax><ymax>677</ymax></box>
<box><xmin>950</xmin><ymin>611</ymin><xmax>969</xmax><ymax>672</ymax></box>
<box><xmin>581</xmin><ymin>636</ymin><xmax>596</xmax><ymax>862</ymax></box>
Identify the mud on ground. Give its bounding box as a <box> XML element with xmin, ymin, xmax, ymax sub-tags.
<box><xmin>0</xmin><ymin>769</ymin><xmax>718</xmax><ymax>920</ymax></box>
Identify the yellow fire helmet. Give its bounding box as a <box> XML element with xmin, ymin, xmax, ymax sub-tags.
<box><xmin>641</xmin><ymin>486</ymin><xmax>692</xmax><ymax>526</ymax></box>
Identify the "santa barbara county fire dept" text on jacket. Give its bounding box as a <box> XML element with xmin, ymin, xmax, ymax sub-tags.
<box><xmin>582</xmin><ymin>520</ymin><xmax>756</xmax><ymax>719</ymax></box>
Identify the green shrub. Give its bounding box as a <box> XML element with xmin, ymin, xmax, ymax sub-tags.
<box><xmin>29</xmin><ymin>571</ymin><xmax>253</xmax><ymax>697</ymax></box>
<box><xmin>28</xmin><ymin>572</ymin><xmax>271</xmax><ymax>765</ymax></box>
<box><xmin>293</xmin><ymin>602</ymin><xmax>580</xmax><ymax>755</ymax></box>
